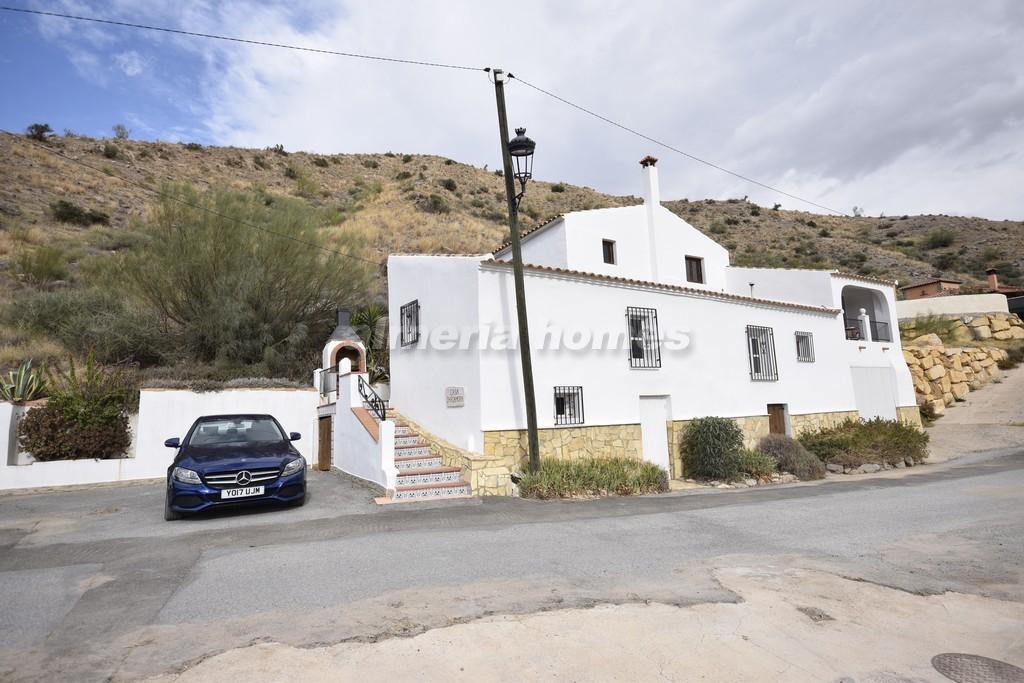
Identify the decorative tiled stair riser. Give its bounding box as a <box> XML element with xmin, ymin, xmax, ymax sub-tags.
<box><xmin>396</xmin><ymin>466</ymin><xmax>462</xmax><ymax>487</ymax></box>
<box><xmin>394</xmin><ymin>445</ymin><xmax>432</xmax><ymax>458</ymax></box>
<box><xmin>392</xmin><ymin>481</ymin><xmax>472</xmax><ymax>500</ymax></box>
<box><xmin>381</xmin><ymin>411</ymin><xmax>475</xmax><ymax>503</ymax></box>
<box><xmin>395</xmin><ymin>455</ymin><xmax>443</xmax><ymax>470</ymax></box>
<box><xmin>394</xmin><ymin>435</ymin><xmax>423</xmax><ymax>447</ymax></box>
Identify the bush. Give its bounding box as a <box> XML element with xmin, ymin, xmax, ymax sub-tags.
<box><xmin>50</xmin><ymin>199</ymin><xmax>109</xmax><ymax>226</ymax></box>
<box><xmin>440</xmin><ymin>178</ymin><xmax>457</xmax><ymax>192</ymax></box>
<box><xmin>18</xmin><ymin>356</ymin><xmax>135</xmax><ymax>461</ymax></box>
<box><xmin>112</xmin><ymin>124</ymin><xmax>130</xmax><ymax>140</ymax></box>
<box><xmin>818</xmin><ymin>228</ymin><xmax>831</xmax><ymax>237</ymax></box>
<box><xmin>996</xmin><ymin>346</ymin><xmax>1024</xmax><ymax>370</ymax></box>
<box><xmin>550</xmin><ymin>183</ymin><xmax>565</xmax><ymax>193</ymax></box>
<box><xmin>798</xmin><ymin>419</ymin><xmax>929</xmax><ymax>468</ymax></box>
<box><xmin>738</xmin><ymin>448</ymin><xmax>776</xmax><ymax>480</ymax></box>
<box><xmin>184</xmin><ymin>142</ymin><xmax>204</xmax><ymax>151</ymax></box>
<box><xmin>14</xmin><ymin>246</ymin><xmax>69</xmax><ymax>284</ymax></box>
<box><xmin>395</xmin><ymin>171</ymin><xmax>413</xmax><ymax>181</ymax></box>
<box><xmin>402</xmin><ymin>154</ymin><xmax>413</xmax><ymax>163</ymax></box>
<box><xmin>26</xmin><ymin>123</ymin><xmax>54</xmax><ymax>141</ymax></box>
<box><xmin>102</xmin><ymin>142</ymin><xmax>120</xmax><ymax>159</ymax></box>
<box><xmin>313</xmin><ymin>157</ymin><xmax>330</xmax><ymax>168</ymax></box>
<box><xmin>518</xmin><ymin>457</ymin><xmax>668</xmax><ymax>499</ymax></box>
<box><xmin>420</xmin><ymin>194</ymin><xmax>450</xmax><ymax>214</ymax></box>
<box><xmin>924</xmin><ymin>229</ymin><xmax>955</xmax><ymax>249</ymax></box>
<box><xmin>758</xmin><ymin>434</ymin><xmax>825</xmax><ymax>480</ymax></box>
<box><xmin>681</xmin><ymin>416</ymin><xmax>743</xmax><ymax>480</ymax></box>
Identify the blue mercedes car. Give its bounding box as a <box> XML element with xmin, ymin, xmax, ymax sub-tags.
<box><xmin>164</xmin><ymin>414</ymin><xmax>306</xmax><ymax>520</ymax></box>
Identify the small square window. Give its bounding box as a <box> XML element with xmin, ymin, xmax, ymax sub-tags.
<box><xmin>554</xmin><ymin>386</ymin><xmax>584</xmax><ymax>425</ymax></box>
<box><xmin>602</xmin><ymin>239</ymin><xmax>616</xmax><ymax>265</ymax></box>
<box><xmin>685</xmin><ymin>256</ymin><xmax>704</xmax><ymax>284</ymax></box>
<box><xmin>400</xmin><ymin>300</ymin><xmax>419</xmax><ymax>347</ymax></box>
<box><xmin>795</xmin><ymin>332</ymin><xmax>815</xmax><ymax>362</ymax></box>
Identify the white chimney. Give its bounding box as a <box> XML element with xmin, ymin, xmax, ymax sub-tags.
<box><xmin>640</xmin><ymin>156</ymin><xmax>660</xmax><ymax>280</ymax></box>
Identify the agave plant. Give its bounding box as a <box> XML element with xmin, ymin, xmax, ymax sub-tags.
<box><xmin>351</xmin><ymin>304</ymin><xmax>390</xmax><ymax>385</ymax></box>
<box><xmin>0</xmin><ymin>360</ymin><xmax>47</xmax><ymax>403</ymax></box>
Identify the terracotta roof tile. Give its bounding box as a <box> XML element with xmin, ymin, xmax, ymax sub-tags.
<box><xmin>830</xmin><ymin>270</ymin><xmax>898</xmax><ymax>287</ymax></box>
<box><xmin>491</xmin><ymin>214</ymin><xmax>565</xmax><ymax>255</ymax></box>
<box><xmin>479</xmin><ymin>259</ymin><xmax>841</xmax><ymax>315</ymax></box>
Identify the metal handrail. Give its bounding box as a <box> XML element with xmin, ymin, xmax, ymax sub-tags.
<box><xmin>358</xmin><ymin>375</ymin><xmax>387</xmax><ymax>421</ymax></box>
<box><xmin>870</xmin><ymin>320</ymin><xmax>892</xmax><ymax>342</ymax></box>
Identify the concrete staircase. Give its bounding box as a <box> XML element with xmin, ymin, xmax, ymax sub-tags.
<box><xmin>368</xmin><ymin>404</ymin><xmax>472</xmax><ymax>502</ymax></box>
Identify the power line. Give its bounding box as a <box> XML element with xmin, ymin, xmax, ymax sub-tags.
<box><xmin>509</xmin><ymin>74</ymin><xmax>850</xmax><ymax>216</ymax></box>
<box><xmin>0</xmin><ymin>5</ymin><xmax>486</xmax><ymax>72</ymax></box>
<box><xmin>3</xmin><ymin>131</ymin><xmax>385</xmax><ymax>268</ymax></box>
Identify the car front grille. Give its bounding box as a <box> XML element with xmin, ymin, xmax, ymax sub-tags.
<box><xmin>204</xmin><ymin>468</ymin><xmax>280</xmax><ymax>488</ymax></box>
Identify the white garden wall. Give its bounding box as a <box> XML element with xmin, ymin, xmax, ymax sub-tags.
<box><xmin>896</xmin><ymin>293</ymin><xmax>1009</xmax><ymax>319</ymax></box>
<box><xmin>330</xmin><ymin>372</ymin><xmax>397</xmax><ymax>491</ymax></box>
<box><xmin>0</xmin><ymin>388</ymin><xmax>318</xmax><ymax>492</ymax></box>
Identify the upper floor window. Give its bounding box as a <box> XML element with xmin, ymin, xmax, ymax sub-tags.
<box><xmin>626</xmin><ymin>307</ymin><xmax>661</xmax><ymax>368</ymax></box>
<box><xmin>554</xmin><ymin>386</ymin><xmax>584</xmax><ymax>425</ymax></box>
<box><xmin>685</xmin><ymin>256</ymin><xmax>704</xmax><ymax>284</ymax></box>
<box><xmin>795</xmin><ymin>332</ymin><xmax>815</xmax><ymax>362</ymax></box>
<box><xmin>602</xmin><ymin>239</ymin><xmax>617</xmax><ymax>265</ymax></box>
<box><xmin>746</xmin><ymin>325</ymin><xmax>778</xmax><ymax>381</ymax></box>
<box><xmin>400</xmin><ymin>300</ymin><xmax>420</xmax><ymax>347</ymax></box>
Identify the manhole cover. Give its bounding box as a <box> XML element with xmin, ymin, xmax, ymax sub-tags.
<box><xmin>932</xmin><ymin>653</ymin><xmax>1024</xmax><ymax>683</ymax></box>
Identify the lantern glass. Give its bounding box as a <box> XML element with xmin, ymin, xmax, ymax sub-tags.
<box><xmin>508</xmin><ymin>127</ymin><xmax>535</xmax><ymax>184</ymax></box>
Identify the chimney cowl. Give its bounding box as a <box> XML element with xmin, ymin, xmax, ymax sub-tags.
<box><xmin>639</xmin><ymin>155</ymin><xmax>658</xmax><ymax>168</ymax></box>
<box><xmin>337</xmin><ymin>306</ymin><xmax>351</xmax><ymax>326</ymax></box>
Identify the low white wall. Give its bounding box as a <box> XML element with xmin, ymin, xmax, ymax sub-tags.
<box><xmin>0</xmin><ymin>388</ymin><xmax>319</xmax><ymax>492</ymax></box>
<box><xmin>896</xmin><ymin>293</ymin><xmax>1009</xmax><ymax>319</ymax></box>
<box><xmin>332</xmin><ymin>372</ymin><xmax>396</xmax><ymax>491</ymax></box>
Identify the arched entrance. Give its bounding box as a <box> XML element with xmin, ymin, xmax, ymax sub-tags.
<box><xmin>333</xmin><ymin>342</ymin><xmax>366</xmax><ymax>373</ymax></box>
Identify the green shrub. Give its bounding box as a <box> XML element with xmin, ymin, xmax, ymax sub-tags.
<box><xmin>924</xmin><ymin>229</ymin><xmax>955</xmax><ymax>249</ymax></box>
<box><xmin>550</xmin><ymin>183</ymin><xmax>565</xmax><ymax>193</ymax></box>
<box><xmin>681</xmin><ymin>416</ymin><xmax>743</xmax><ymax>480</ymax></box>
<box><xmin>253</xmin><ymin>154</ymin><xmax>269</xmax><ymax>169</ymax></box>
<box><xmin>111</xmin><ymin>124</ymin><xmax>130</xmax><ymax>140</ymax></box>
<box><xmin>184</xmin><ymin>142</ymin><xmax>204</xmax><ymax>151</ymax></box>
<box><xmin>738</xmin><ymin>448</ymin><xmax>776</xmax><ymax>480</ymax></box>
<box><xmin>996</xmin><ymin>346</ymin><xmax>1023</xmax><ymax>370</ymax></box>
<box><xmin>750</xmin><ymin>205</ymin><xmax>761</xmax><ymax>216</ymax></box>
<box><xmin>758</xmin><ymin>434</ymin><xmax>825</xmax><ymax>480</ymax></box>
<box><xmin>313</xmin><ymin>157</ymin><xmax>330</xmax><ymax>168</ymax></box>
<box><xmin>918</xmin><ymin>400</ymin><xmax>938</xmax><ymax>425</ymax></box>
<box><xmin>51</xmin><ymin>199</ymin><xmax>110</xmax><ymax>226</ymax></box>
<box><xmin>420</xmin><ymin>194</ymin><xmax>450</xmax><ymax>214</ymax></box>
<box><xmin>518</xmin><ymin>457</ymin><xmax>668</xmax><ymax>499</ymax></box>
<box><xmin>18</xmin><ymin>356</ymin><xmax>135</xmax><ymax>461</ymax></box>
<box><xmin>818</xmin><ymin>228</ymin><xmax>831</xmax><ymax>237</ymax></box>
<box><xmin>395</xmin><ymin>171</ymin><xmax>413</xmax><ymax>181</ymax></box>
<box><xmin>102</xmin><ymin>142</ymin><xmax>120</xmax><ymax>159</ymax></box>
<box><xmin>25</xmin><ymin>123</ymin><xmax>53</xmax><ymax>141</ymax></box>
<box><xmin>283</xmin><ymin>165</ymin><xmax>299</xmax><ymax>179</ymax></box>
<box><xmin>402</xmin><ymin>154</ymin><xmax>413</xmax><ymax>163</ymax></box>
<box><xmin>14</xmin><ymin>246</ymin><xmax>69</xmax><ymax>284</ymax></box>
<box><xmin>440</xmin><ymin>178</ymin><xmax>457</xmax><ymax>192</ymax></box>
<box><xmin>798</xmin><ymin>419</ymin><xmax>929</xmax><ymax>468</ymax></box>
<box><xmin>268</xmin><ymin>143</ymin><xmax>286</xmax><ymax>155</ymax></box>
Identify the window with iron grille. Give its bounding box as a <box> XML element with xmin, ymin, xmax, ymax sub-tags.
<box><xmin>795</xmin><ymin>331</ymin><xmax>815</xmax><ymax>362</ymax></box>
<box><xmin>685</xmin><ymin>255</ymin><xmax>705</xmax><ymax>284</ymax></box>
<box><xmin>400</xmin><ymin>300</ymin><xmax>419</xmax><ymax>347</ymax></box>
<box><xmin>554</xmin><ymin>386</ymin><xmax>584</xmax><ymax>425</ymax></box>
<box><xmin>602</xmin><ymin>239</ymin><xmax>617</xmax><ymax>265</ymax></box>
<box><xmin>626</xmin><ymin>307</ymin><xmax>661</xmax><ymax>368</ymax></box>
<box><xmin>746</xmin><ymin>325</ymin><xmax>778</xmax><ymax>381</ymax></box>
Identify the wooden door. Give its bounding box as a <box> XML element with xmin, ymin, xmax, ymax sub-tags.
<box><xmin>767</xmin><ymin>404</ymin><xmax>787</xmax><ymax>435</ymax></box>
<box><xmin>317</xmin><ymin>416</ymin><xmax>332</xmax><ymax>471</ymax></box>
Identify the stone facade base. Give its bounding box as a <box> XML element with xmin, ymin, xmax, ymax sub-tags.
<box><xmin>790</xmin><ymin>410</ymin><xmax>860</xmax><ymax>437</ymax></box>
<box><xmin>483</xmin><ymin>424</ymin><xmax>643</xmax><ymax>467</ymax></box>
<box><xmin>896</xmin><ymin>405</ymin><xmax>924</xmax><ymax>430</ymax></box>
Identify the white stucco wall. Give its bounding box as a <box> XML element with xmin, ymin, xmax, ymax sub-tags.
<box><xmin>331</xmin><ymin>372</ymin><xmax>396</xmax><ymax>491</ymax></box>
<box><xmin>0</xmin><ymin>388</ymin><xmax>319</xmax><ymax>491</ymax></box>
<box><xmin>515</xmin><ymin>217</ymin><xmax>568</xmax><ymax>267</ymax></box>
<box><xmin>726</xmin><ymin>267</ymin><xmax>835</xmax><ymax>308</ymax></box>
<box><xmin>388</xmin><ymin>255</ymin><xmax>484</xmax><ymax>452</ymax></box>
<box><xmin>895</xmin><ymin>293</ymin><xmax>1009</xmax><ymax>319</ymax></box>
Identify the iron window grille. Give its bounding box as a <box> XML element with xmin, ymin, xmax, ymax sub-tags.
<box><xmin>685</xmin><ymin>255</ymin><xmax>705</xmax><ymax>284</ymax></box>
<box><xmin>554</xmin><ymin>386</ymin><xmax>584</xmax><ymax>425</ymax></box>
<box><xmin>400</xmin><ymin>300</ymin><xmax>419</xmax><ymax>347</ymax></box>
<box><xmin>746</xmin><ymin>325</ymin><xmax>778</xmax><ymax>381</ymax></box>
<box><xmin>602</xmin><ymin>239</ymin><xmax>617</xmax><ymax>264</ymax></box>
<box><xmin>626</xmin><ymin>307</ymin><xmax>661</xmax><ymax>368</ymax></box>
<box><xmin>795</xmin><ymin>331</ymin><xmax>815</xmax><ymax>362</ymax></box>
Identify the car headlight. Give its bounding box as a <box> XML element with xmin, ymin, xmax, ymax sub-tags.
<box><xmin>172</xmin><ymin>466</ymin><xmax>201</xmax><ymax>484</ymax></box>
<box><xmin>281</xmin><ymin>457</ymin><xmax>305</xmax><ymax>477</ymax></box>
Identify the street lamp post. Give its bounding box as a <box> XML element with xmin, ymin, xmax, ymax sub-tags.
<box><xmin>491</xmin><ymin>68</ymin><xmax>540</xmax><ymax>474</ymax></box>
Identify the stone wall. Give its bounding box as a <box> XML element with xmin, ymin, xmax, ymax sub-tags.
<box><xmin>790</xmin><ymin>410</ymin><xmax>861</xmax><ymax>437</ymax></box>
<box><xmin>900</xmin><ymin>311</ymin><xmax>1024</xmax><ymax>344</ymax></box>
<box><xmin>483</xmin><ymin>423</ymin><xmax>643</xmax><ymax>467</ymax></box>
<box><xmin>902</xmin><ymin>336</ymin><xmax>1010</xmax><ymax>416</ymax></box>
<box><xmin>896</xmin><ymin>406</ymin><xmax>924</xmax><ymax>429</ymax></box>
<box><xmin>394</xmin><ymin>412</ymin><xmax>516</xmax><ymax>497</ymax></box>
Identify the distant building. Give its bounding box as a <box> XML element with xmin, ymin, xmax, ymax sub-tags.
<box><xmin>985</xmin><ymin>268</ymin><xmax>1024</xmax><ymax>299</ymax></box>
<box><xmin>899</xmin><ymin>278</ymin><xmax>962</xmax><ymax>300</ymax></box>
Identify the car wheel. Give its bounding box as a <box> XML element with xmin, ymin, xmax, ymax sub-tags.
<box><xmin>164</xmin><ymin>495</ymin><xmax>183</xmax><ymax>521</ymax></box>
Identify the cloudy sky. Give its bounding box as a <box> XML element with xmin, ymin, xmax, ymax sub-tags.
<box><xmin>2</xmin><ymin>1</ymin><xmax>1022</xmax><ymax>219</ymax></box>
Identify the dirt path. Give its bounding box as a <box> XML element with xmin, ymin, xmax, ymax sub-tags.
<box><xmin>927</xmin><ymin>364</ymin><xmax>1024</xmax><ymax>462</ymax></box>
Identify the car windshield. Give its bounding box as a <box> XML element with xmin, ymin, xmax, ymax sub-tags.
<box><xmin>187</xmin><ymin>417</ymin><xmax>286</xmax><ymax>447</ymax></box>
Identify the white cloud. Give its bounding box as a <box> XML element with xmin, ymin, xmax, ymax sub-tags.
<box><xmin>31</xmin><ymin>0</ymin><xmax>1024</xmax><ymax>219</ymax></box>
<box><xmin>113</xmin><ymin>50</ymin><xmax>146</xmax><ymax>76</ymax></box>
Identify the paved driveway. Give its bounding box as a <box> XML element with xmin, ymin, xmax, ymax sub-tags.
<box><xmin>1</xmin><ymin>449</ymin><xmax>1022</xmax><ymax>681</ymax></box>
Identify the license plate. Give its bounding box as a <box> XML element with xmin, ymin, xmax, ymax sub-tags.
<box><xmin>221</xmin><ymin>486</ymin><xmax>264</xmax><ymax>499</ymax></box>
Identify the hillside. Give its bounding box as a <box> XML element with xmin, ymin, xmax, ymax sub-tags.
<box><xmin>2</xmin><ymin>132</ymin><xmax>1022</xmax><ymax>294</ymax></box>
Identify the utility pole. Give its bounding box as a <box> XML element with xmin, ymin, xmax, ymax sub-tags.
<box><xmin>492</xmin><ymin>68</ymin><xmax>540</xmax><ymax>473</ymax></box>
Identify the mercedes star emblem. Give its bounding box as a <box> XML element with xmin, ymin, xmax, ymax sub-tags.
<box><xmin>235</xmin><ymin>471</ymin><xmax>252</xmax><ymax>486</ymax></box>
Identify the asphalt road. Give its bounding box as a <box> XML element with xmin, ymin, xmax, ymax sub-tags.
<box><xmin>1</xmin><ymin>450</ymin><xmax>1022</xmax><ymax>682</ymax></box>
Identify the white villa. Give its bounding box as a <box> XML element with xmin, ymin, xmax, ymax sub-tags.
<box><xmin>316</xmin><ymin>157</ymin><xmax>920</xmax><ymax>500</ymax></box>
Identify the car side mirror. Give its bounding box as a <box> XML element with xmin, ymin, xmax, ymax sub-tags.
<box><xmin>164</xmin><ymin>437</ymin><xmax>181</xmax><ymax>448</ymax></box>
<box><xmin>289</xmin><ymin>432</ymin><xmax>301</xmax><ymax>441</ymax></box>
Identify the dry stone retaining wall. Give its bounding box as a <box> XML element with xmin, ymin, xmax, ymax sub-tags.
<box><xmin>901</xmin><ymin>311</ymin><xmax>1024</xmax><ymax>344</ymax></box>
<box><xmin>902</xmin><ymin>333</ymin><xmax>1014</xmax><ymax>416</ymax></box>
